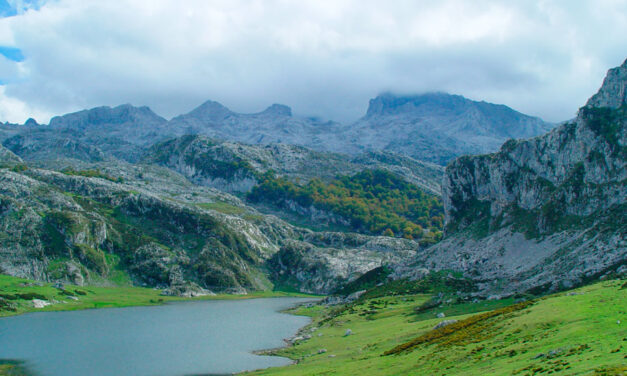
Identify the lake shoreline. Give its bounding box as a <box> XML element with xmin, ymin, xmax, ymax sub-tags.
<box><xmin>0</xmin><ymin>274</ymin><xmax>321</xmax><ymax>319</ymax></box>
<box><xmin>0</xmin><ymin>296</ymin><xmax>319</xmax><ymax>376</ymax></box>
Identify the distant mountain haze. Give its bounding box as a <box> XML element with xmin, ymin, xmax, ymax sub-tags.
<box><xmin>1</xmin><ymin>92</ymin><xmax>554</xmax><ymax>165</ymax></box>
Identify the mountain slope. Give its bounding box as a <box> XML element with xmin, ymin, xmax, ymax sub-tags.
<box><xmin>393</xmin><ymin>59</ymin><xmax>626</xmax><ymax>295</ymax></box>
<box><xmin>142</xmin><ymin>134</ymin><xmax>445</xmax><ymax>195</ymax></box>
<box><xmin>3</xmin><ymin>104</ymin><xmax>169</xmax><ymax>163</ymax></box>
<box><xmin>341</xmin><ymin>92</ymin><xmax>553</xmax><ymax>164</ymax></box>
<box><xmin>0</xmin><ymin>156</ymin><xmax>423</xmax><ymax>295</ymax></box>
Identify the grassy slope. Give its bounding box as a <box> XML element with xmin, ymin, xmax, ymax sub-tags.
<box><xmin>249</xmin><ymin>280</ymin><xmax>626</xmax><ymax>376</ymax></box>
<box><xmin>0</xmin><ymin>274</ymin><xmax>317</xmax><ymax>318</ymax></box>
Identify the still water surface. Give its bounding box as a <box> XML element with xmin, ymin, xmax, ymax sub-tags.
<box><xmin>0</xmin><ymin>297</ymin><xmax>314</xmax><ymax>376</ymax></box>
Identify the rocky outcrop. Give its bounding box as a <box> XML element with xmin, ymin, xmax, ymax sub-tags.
<box><xmin>394</xmin><ymin>59</ymin><xmax>626</xmax><ymax>295</ymax></box>
<box><xmin>586</xmin><ymin>58</ymin><xmax>627</xmax><ymax>109</ymax></box>
<box><xmin>143</xmin><ymin>134</ymin><xmax>444</xmax><ymax>195</ymax></box>
<box><xmin>268</xmin><ymin>235</ymin><xmax>418</xmax><ymax>294</ymax></box>
<box><xmin>0</xmin><ymin>145</ymin><xmax>22</xmax><ymax>163</ymax></box>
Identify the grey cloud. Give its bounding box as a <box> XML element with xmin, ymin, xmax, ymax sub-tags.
<box><xmin>0</xmin><ymin>0</ymin><xmax>626</xmax><ymax>124</ymax></box>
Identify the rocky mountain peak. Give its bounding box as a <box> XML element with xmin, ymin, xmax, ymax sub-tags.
<box><xmin>585</xmin><ymin>58</ymin><xmax>627</xmax><ymax>109</ymax></box>
<box><xmin>261</xmin><ymin>104</ymin><xmax>292</xmax><ymax>117</ymax></box>
<box><xmin>48</xmin><ymin>104</ymin><xmax>166</xmax><ymax>128</ymax></box>
<box><xmin>24</xmin><ymin>118</ymin><xmax>39</xmax><ymax>126</ymax></box>
<box><xmin>365</xmin><ymin>92</ymin><xmax>465</xmax><ymax>118</ymax></box>
<box><xmin>184</xmin><ymin>100</ymin><xmax>233</xmax><ymax>121</ymax></box>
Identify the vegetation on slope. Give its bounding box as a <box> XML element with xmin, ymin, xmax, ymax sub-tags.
<box><xmin>61</xmin><ymin>167</ymin><xmax>124</xmax><ymax>183</ymax></box>
<box><xmin>250</xmin><ymin>279</ymin><xmax>626</xmax><ymax>376</ymax></box>
<box><xmin>248</xmin><ymin>169</ymin><xmax>444</xmax><ymax>240</ymax></box>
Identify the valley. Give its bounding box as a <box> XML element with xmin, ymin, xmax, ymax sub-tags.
<box><xmin>0</xmin><ymin>55</ymin><xmax>625</xmax><ymax>376</ymax></box>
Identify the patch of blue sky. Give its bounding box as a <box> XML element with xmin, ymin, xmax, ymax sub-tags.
<box><xmin>0</xmin><ymin>46</ymin><xmax>24</xmax><ymax>61</ymax></box>
<box><xmin>0</xmin><ymin>0</ymin><xmax>17</xmax><ymax>17</ymax></box>
<box><xmin>1</xmin><ymin>0</ymin><xmax>45</xmax><ymax>17</ymax></box>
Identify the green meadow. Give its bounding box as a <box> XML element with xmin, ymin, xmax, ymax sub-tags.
<box><xmin>249</xmin><ymin>280</ymin><xmax>626</xmax><ymax>376</ymax></box>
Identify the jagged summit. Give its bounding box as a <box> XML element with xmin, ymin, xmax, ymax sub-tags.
<box><xmin>177</xmin><ymin>100</ymin><xmax>233</xmax><ymax>122</ymax></box>
<box><xmin>24</xmin><ymin>118</ymin><xmax>39</xmax><ymax>126</ymax></box>
<box><xmin>585</xmin><ymin>58</ymin><xmax>627</xmax><ymax>109</ymax></box>
<box><xmin>260</xmin><ymin>104</ymin><xmax>292</xmax><ymax>117</ymax></box>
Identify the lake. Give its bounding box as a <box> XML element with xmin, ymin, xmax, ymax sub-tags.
<box><xmin>0</xmin><ymin>297</ymin><xmax>315</xmax><ymax>376</ymax></box>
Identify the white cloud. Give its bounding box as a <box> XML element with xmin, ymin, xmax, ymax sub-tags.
<box><xmin>0</xmin><ymin>85</ymin><xmax>52</xmax><ymax>122</ymax></box>
<box><xmin>0</xmin><ymin>0</ymin><xmax>625</xmax><ymax>124</ymax></box>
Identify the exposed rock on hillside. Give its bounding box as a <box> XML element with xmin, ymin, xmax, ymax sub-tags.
<box><xmin>0</xmin><ymin>159</ymin><xmax>420</xmax><ymax>295</ymax></box>
<box><xmin>394</xmin><ymin>59</ymin><xmax>626</xmax><ymax>295</ymax></box>
<box><xmin>168</xmin><ymin>101</ymin><xmax>342</xmax><ymax>151</ymax></box>
<box><xmin>143</xmin><ymin>135</ymin><xmax>444</xmax><ymax>195</ymax></box>
<box><xmin>342</xmin><ymin>93</ymin><xmax>553</xmax><ymax>165</ymax></box>
<box><xmin>0</xmin><ymin>145</ymin><xmax>22</xmax><ymax>163</ymax></box>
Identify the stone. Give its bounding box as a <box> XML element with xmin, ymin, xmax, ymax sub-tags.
<box><xmin>433</xmin><ymin>320</ymin><xmax>458</xmax><ymax>330</ymax></box>
<box><xmin>436</xmin><ymin>312</ymin><xmax>446</xmax><ymax>318</ymax></box>
<box><xmin>344</xmin><ymin>329</ymin><xmax>352</xmax><ymax>336</ymax></box>
<box><xmin>32</xmin><ymin>299</ymin><xmax>50</xmax><ymax>308</ymax></box>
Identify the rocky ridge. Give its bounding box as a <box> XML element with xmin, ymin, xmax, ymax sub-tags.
<box><xmin>393</xmin><ymin>59</ymin><xmax>627</xmax><ymax>295</ymax></box>
<box><xmin>2</xmin><ymin>93</ymin><xmax>553</xmax><ymax>167</ymax></box>
<box><xmin>142</xmin><ymin>134</ymin><xmax>444</xmax><ymax>195</ymax></box>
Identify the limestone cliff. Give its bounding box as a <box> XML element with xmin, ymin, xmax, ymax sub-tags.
<box><xmin>395</xmin><ymin>59</ymin><xmax>626</xmax><ymax>295</ymax></box>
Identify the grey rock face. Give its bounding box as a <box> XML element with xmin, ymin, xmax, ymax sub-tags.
<box><xmin>267</xmin><ymin>234</ymin><xmax>419</xmax><ymax>294</ymax></box>
<box><xmin>394</xmin><ymin>60</ymin><xmax>626</xmax><ymax>295</ymax></box>
<box><xmin>0</xmin><ymin>145</ymin><xmax>22</xmax><ymax>163</ymax></box>
<box><xmin>143</xmin><ymin>134</ymin><xmax>444</xmax><ymax>195</ymax></box>
<box><xmin>586</xmin><ymin>58</ymin><xmax>627</xmax><ymax>109</ymax></box>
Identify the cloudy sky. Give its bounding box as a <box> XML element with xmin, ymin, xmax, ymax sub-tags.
<box><xmin>0</xmin><ymin>0</ymin><xmax>625</xmax><ymax>124</ymax></box>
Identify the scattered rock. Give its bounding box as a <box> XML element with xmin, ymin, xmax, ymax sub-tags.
<box><xmin>67</xmin><ymin>296</ymin><xmax>79</xmax><ymax>301</ymax></box>
<box><xmin>53</xmin><ymin>282</ymin><xmax>65</xmax><ymax>289</ymax></box>
<box><xmin>436</xmin><ymin>312</ymin><xmax>446</xmax><ymax>318</ymax></box>
<box><xmin>345</xmin><ymin>290</ymin><xmax>368</xmax><ymax>303</ymax></box>
<box><xmin>344</xmin><ymin>329</ymin><xmax>352</xmax><ymax>336</ymax></box>
<box><xmin>318</xmin><ymin>349</ymin><xmax>327</xmax><ymax>354</ymax></box>
<box><xmin>433</xmin><ymin>319</ymin><xmax>458</xmax><ymax>330</ymax></box>
<box><xmin>32</xmin><ymin>299</ymin><xmax>50</xmax><ymax>308</ymax></box>
<box><xmin>328</xmin><ymin>354</ymin><xmax>336</xmax><ymax>358</ymax></box>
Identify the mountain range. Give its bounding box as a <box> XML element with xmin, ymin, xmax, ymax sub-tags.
<box><xmin>0</xmin><ymin>92</ymin><xmax>553</xmax><ymax>166</ymax></box>
<box><xmin>0</xmin><ymin>58</ymin><xmax>624</xmax><ymax>299</ymax></box>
